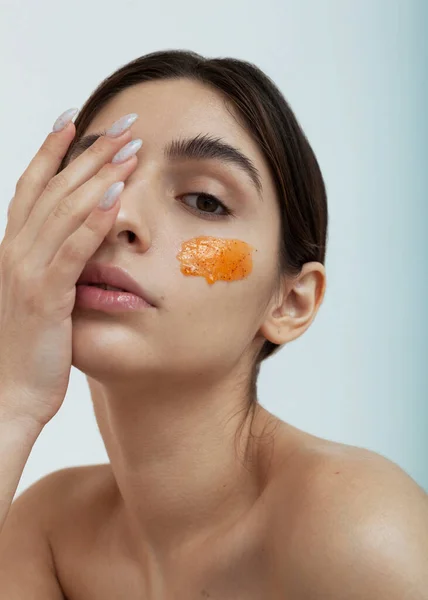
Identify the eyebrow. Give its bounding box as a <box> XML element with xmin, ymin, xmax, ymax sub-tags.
<box><xmin>66</xmin><ymin>132</ymin><xmax>263</xmax><ymax>198</ymax></box>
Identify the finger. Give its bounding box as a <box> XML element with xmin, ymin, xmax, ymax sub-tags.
<box><xmin>29</xmin><ymin>155</ymin><xmax>137</xmax><ymax>269</ymax></box>
<box><xmin>47</xmin><ymin>187</ymin><xmax>124</xmax><ymax>293</ymax></box>
<box><xmin>13</xmin><ymin>128</ymin><xmax>135</xmax><ymax>261</ymax></box>
<box><xmin>5</xmin><ymin>108</ymin><xmax>79</xmax><ymax>240</ymax></box>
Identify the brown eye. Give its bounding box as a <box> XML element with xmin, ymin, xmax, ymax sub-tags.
<box><xmin>180</xmin><ymin>192</ymin><xmax>233</xmax><ymax>220</ymax></box>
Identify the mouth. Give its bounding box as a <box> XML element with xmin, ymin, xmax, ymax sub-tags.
<box><xmin>75</xmin><ymin>282</ymin><xmax>153</xmax><ymax>312</ymax></box>
<box><xmin>76</xmin><ymin>262</ymin><xmax>156</xmax><ymax>307</ymax></box>
<box><xmin>84</xmin><ymin>283</ymin><xmax>128</xmax><ymax>292</ymax></box>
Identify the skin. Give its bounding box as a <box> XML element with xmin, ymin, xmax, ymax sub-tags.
<box><xmin>0</xmin><ymin>77</ymin><xmax>426</xmax><ymax>598</ymax></box>
<box><xmin>67</xmin><ymin>77</ymin><xmax>326</xmax><ymax>584</ymax></box>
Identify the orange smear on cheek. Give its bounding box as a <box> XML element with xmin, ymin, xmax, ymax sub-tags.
<box><xmin>177</xmin><ymin>236</ymin><xmax>255</xmax><ymax>285</ymax></box>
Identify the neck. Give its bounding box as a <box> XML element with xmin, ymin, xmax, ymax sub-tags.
<box><xmin>86</xmin><ymin>373</ymin><xmax>279</xmax><ymax>567</ymax></box>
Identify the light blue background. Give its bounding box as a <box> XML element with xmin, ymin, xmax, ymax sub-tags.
<box><xmin>0</xmin><ymin>0</ymin><xmax>426</xmax><ymax>496</ymax></box>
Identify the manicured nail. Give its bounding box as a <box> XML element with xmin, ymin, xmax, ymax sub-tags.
<box><xmin>105</xmin><ymin>113</ymin><xmax>139</xmax><ymax>138</ymax></box>
<box><xmin>111</xmin><ymin>139</ymin><xmax>143</xmax><ymax>164</ymax></box>
<box><xmin>99</xmin><ymin>181</ymin><xmax>124</xmax><ymax>210</ymax></box>
<box><xmin>52</xmin><ymin>108</ymin><xmax>79</xmax><ymax>132</ymax></box>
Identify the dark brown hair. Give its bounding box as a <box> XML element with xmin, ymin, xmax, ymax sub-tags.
<box><xmin>59</xmin><ymin>49</ymin><xmax>328</xmax><ymax>447</ymax></box>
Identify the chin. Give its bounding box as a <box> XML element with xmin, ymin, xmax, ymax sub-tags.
<box><xmin>71</xmin><ymin>319</ymin><xmax>154</xmax><ymax>379</ymax></box>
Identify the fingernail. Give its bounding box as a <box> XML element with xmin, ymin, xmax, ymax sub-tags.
<box><xmin>99</xmin><ymin>181</ymin><xmax>125</xmax><ymax>210</ymax></box>
<box><xmin>111</xmin><ymin>139</ymin><xmax>143</xmax><ymax>164</ymax></box>
<box><xmin>105</xmin><ymin>113</ymin><xmax>139</xmax><ymax>138</ymax></box>
<box><xmin>52</xmin><ymin>108</ymin><xmax>79</xmax><ymax>132</ymax></box>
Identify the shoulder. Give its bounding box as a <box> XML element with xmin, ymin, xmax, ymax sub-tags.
<box><xmin>270</xmin><ymin>436</ymin><xmax>428</xmax><ymax>598</ymax></box>
<box><xmin>15</xmin><ymin>463</ymin><xmax>110</xmax><ymax>503</ymax></box>
<box><xmin>12</xmin><ymin>463</ymin><xmax>112</xmax><ymax>529</ymax></box>
<box><xmin>0</xmin><ymin>465</ymin><xmax>112</xmax><ymax>596</ymax></box>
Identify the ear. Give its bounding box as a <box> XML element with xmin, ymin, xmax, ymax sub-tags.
<box><xmin>259</xmin><ymin>262</ymin><xmax>327</xmax><ymax>346</ymax></box>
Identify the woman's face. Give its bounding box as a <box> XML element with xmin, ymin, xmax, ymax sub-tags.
<box><xmin>71</xmin><ymin>77</ymin><xmax>282</xmax><ymax>387</ymax></box>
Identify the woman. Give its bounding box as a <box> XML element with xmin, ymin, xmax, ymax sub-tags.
<box><xmin>0</xmin><ymin>50</ymin><xmax>426</xmax><ymax>598</ymax></box>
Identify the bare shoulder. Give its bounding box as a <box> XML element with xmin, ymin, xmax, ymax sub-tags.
<box><xmin>0</xmin><ymin>465</ymin><xmax>109</xmax><ymax>599</ymax></box>
<box><xmin>16</xmin><ymin>463</ymin><xmax>110</xmax><ymax>504</ymax></box>
<box><xmin>11</xmin><ymin>465</ymin><xmax>93</xmax><ymax>517</ymax></box>
<box><xmin>12</xmin><ymin>463</ymin><xmax>113</xmax><ymax>534</ymax></box>
<box><xmin>270</xmin><ymin>429</ymin><xmax>428</xmax><ymax>598</ymax></box>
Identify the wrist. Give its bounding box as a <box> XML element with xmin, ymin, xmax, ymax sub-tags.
<box><xmin>0</xmin><ymin>404</ymin><xmax>45</xmax><ymax>440</ymax></box>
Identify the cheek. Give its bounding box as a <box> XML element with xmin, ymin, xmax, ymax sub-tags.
<box><xmin>161</xmin><ymin>236</ymin><xmax>269</xmax><ymax>364</ymax></box>
<box><xmin>176</xmin><ymin>236</ymin><xmax>256</xmax><ymax>285</ymax></box>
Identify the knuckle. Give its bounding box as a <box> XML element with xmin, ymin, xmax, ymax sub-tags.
<box><xmin>1</xmin><ymin>237</ymin><xmax>24</xmax><ymax>267</ymax></box>
<box><xmin>39</xmin><ymin>138</ymin><xmax>63</xmax><ymax>161</ymax></box>
<box><xmin>82</xmin><ymin>216</ymin><xmax>100</xmax><ymax>236</ymax></box>
<box><xmin>14</xmin><ymin>259</ymin><xmax>40</xmax><ymax>293</ymax></box>
<box><xmin>86</xmin><ymin>139</ymin><xmax>107</xmax><ymax>158</ymax></box>
<box><xmin>15</xmin><ymin>172</ymin><xmax>33</xmax><ymax>193</ymax></box>
<box><xmin>15</xmin><ymin>136</ymin><xmax>67</xmax><ymax>194</ymax></box>
<box><xmin>60</xmin><ymin>239</ymin><xmax>86</xmax><ymax>264</ymax></box>
<box><xmin>45</xmin><ymin>172</ymin><xmax>69</xmax><ymax>195</ymax></box>
<box><xmin>0</xmin><ymin>245</ymin><xmax>43</xmax><ymax>309</ymax></box>
<box><xmin>52</xmin><ymin>195</ymin><xmax>74</xmax><ymax>220</ymax></box>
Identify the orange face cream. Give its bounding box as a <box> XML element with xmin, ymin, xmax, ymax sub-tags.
<box><xmin>177</xmin><ymin>236</ymin><xmax>255</xmax><ymax>285</ymax></box>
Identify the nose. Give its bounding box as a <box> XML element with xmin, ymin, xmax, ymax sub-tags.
<box><xmin>101</xmin><ymin>183</ymin><xmax>152</xmax><ymax>252</ymax></box>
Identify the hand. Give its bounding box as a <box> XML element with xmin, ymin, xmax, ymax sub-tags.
<box><xmin>0</xmin><ymin>109</ymin><xmax>140</xmax><ymax>428</ymax></box>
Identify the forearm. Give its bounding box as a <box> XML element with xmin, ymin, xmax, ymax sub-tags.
<box><xmin>0</xmin><ymin>414</ymin><xmax>43</xmax><ymax>536</ymax></box>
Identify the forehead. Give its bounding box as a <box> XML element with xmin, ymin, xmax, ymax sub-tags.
<box><xmin>85</xmin><ymin>78</ymin><xmax>274</xmax><ymax>192</ymax></box>
<box><xmin>89</xmin><ymin>78</ymin><xmax>242</xmax><ymax>140</ymax></box>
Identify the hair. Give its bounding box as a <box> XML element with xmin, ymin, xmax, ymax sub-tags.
<box><xmin>59</xmin><ymin>49</ymin><xmax>328</xmax><ymax>456</ymax></box>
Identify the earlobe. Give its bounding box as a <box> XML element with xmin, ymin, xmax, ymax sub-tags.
<box><xmin>259</xmin><ymin>304</ymin><xmax>305</xmax><ymax>346</ymax></box>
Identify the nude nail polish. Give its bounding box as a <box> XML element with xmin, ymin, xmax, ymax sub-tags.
<box><xmin>105</xmin><ymin>113</ymin><xmax>139</xmax><ymax>138</ymax></box>
<box><xmin>99</xmin><ymin>181</ymin><xmax>125</xmax><ymax>210</ymax></box>
<box><xmin>52</xmin><ymin>108</ymin><xmax>79</xmax><ymax>132</ymax></box>
<box><xmin>111</xmin><ymin>139</ymin><xmax>143</xmax><ymax>164</ymax></box>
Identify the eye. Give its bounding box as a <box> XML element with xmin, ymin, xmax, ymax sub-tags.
<box><xmin>180</xmin><ymin>192</ymin><xmax>234</xmax><ymax>220</ymax></box>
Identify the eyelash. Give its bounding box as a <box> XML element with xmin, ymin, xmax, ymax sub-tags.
<box><xmin>179</xmin><ymin>192</ymin><xmax>235</xmax><ymax>220</ymax></box>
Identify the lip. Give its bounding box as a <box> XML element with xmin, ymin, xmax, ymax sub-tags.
<box><xmin>76</xmin><ymin>263</ymin><xmax>156</xmax><ymax>307</ymax></box>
